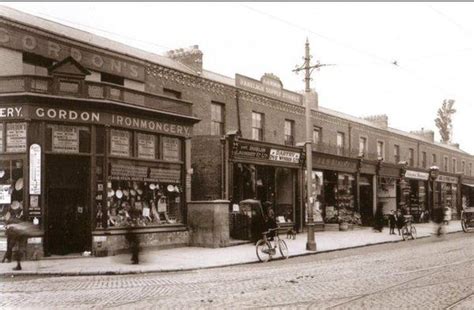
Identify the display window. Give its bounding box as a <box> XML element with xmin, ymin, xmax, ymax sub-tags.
<box><xmin>322</xmin><ymin>171</ymin><xmax>356</xmax><ymax>223</ymax></box>
<box><xmin>0</xmin><ymin>159</ymin><xmax>24</xmax><ymax>225</ymax></box>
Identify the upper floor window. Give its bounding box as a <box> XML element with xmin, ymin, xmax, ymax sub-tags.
<box><xmin>359</xmin><ymin>137</ymin><xmax>367</xmax><ymax>157</ymax></box>
<box><xmin>394</xmin><ymin>145</ymin><xmax>400</xmax><ymax>163</ymax></box>
<box><xmin>408</xmin><ymin>148</ymin><xmax>414</xmax><ymax>166</ymax></box>
<box><xmin>23</xmin><ymin>52</ymin><xmax>53</xmax><ymax>76</ymax></box>
<box><xmin>163</xmin><ymin>88</ymin><xmax>182</xmax><ymax>99</ymax></box>
<box><xmin>421</xmin><ymin>152</ymin><xmax>427</xmax><ymax>169</ymax></box>
<box><xmin>432</xmin><ymin>154</ymin><xmax>437</xmax><ymax>165</ymax></box>
<box><xmin>101</xmin><ymin>72</ymin><xmax>124</xmax><ymax>86</ymax></box>
<box><xmin>284</xmin><ymin>120</ymin><xmax>295</xmax><ymax>146</ymax></box>
<box><xmin>470</xmin><ymin>163</ymin><xmax>473</xmax><ymax>176</ymax></box>
<box><xmin>462</xmin><ymin>161</ymin><xmax>466</xmax><ymax>175</ymax></box>
<box><xmin>452</xmin><ymin>158</ymin><xmax>457</xmax><ymax>173</ymax></box>
<box><xmin>377</xmin><ymin>141</ymin><xmax>385</xmax><ymax>160</ymax></box>
<box><xmin>313</xmin><ymin>127</ymin><xmax>321</xmax><ymax>144</ymax></box>
<box><xmin>336</xmin><ymin>132</ymin><xmax>345</xmax><ymax>155</ymax></box>
<box><xmin>211</xmin><ymin>103</ymin><xmax>224</xmax><ymax>136</ymax></box>
<box><xmin>443</xmin><ymin>156</ymin><xmax>448</xmax><ymax>172</ymax></box>
<box><xmin>252</xmin><ymin>112</ymin><xmax>264</xmax><ymax>141</ymax></box>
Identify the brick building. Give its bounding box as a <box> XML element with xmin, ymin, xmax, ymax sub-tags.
<box><xmin>0</xmin><ymin>7</ymin><xmax>473</xmax><ymax>258</ymax></box>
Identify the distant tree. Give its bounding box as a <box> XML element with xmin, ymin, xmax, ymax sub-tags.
<box><xmin>435</xmin><ymin>99</ymin><xmax>456</xmax><ymax>144</ymax></box>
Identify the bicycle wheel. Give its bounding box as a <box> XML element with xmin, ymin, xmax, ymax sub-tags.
<box><xmin>278</xmin><ymin>239</ymin><xmax>289</xmax><ymax>259</ymax></box>
<box><xmin>256</xmin><ymin>239</ymin><xmax>272</xmax><ymax>262</ymax></box>
<box><xmin>401</xmin><ymin>227</ymin><xmax>408</xmax><ymax>241</ymax></box>
<box><xmin>410</xmin><ymin>225</ymin><xmax>417</xmax><ymax>240</ymax></box>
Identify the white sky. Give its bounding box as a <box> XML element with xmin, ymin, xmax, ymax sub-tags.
<box><xmin>4</xmin><ymin>2</ymin><xmax>474</xmax><ymax>154</ymax></box>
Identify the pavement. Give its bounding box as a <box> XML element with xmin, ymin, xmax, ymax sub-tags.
<box><xmin>0</xmin><ymin>221</ymin><xmax>464</xmax><ymax>277</ymax></box>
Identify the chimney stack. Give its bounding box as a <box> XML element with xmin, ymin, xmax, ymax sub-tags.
<box><xmin>410</xmin><ymin>128</ymin><xmax>435</xmax><ymax>142</ymax></box>
<box><xmin>166</xmin><ymin>45</ymin><xmax>203</xmax><ymax>74</ymax></box>
<box><xmin>363</xmin><ymin>114</ymin><xmax>388</xmax><ymax>129</ymax></box>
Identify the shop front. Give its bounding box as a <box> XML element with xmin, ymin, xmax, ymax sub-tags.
<box><xmin>0</xmin><ymin>102</ymin><xmax>198</xmax><ymax>258</ymax></box>
<box><xmin>312</xmin><ymin>153</ymin><xmax>359</xmax><ymax>226</ymax></box>
<box><xmin>433</xmin><ymin>173</ymin><xmax>460</xmax><ymax>220</ymax></box>
<box><xmin>228</xmin><ymin>138</ymin><xmax>303</xmax><ymax>240</ymax></box>
<box><xmin>377</xmin><ymin>163</ymin><xmax>400</xmax><ymax>215</ymax></box>
<box><xmin>401</xmin><ymin>169</ymin><xmax>429</xmax><ymax>222</ymax></box>
<box><xmin>461</xmin><ymin>177</ymin><xmax>474</xmax><ymax>209</ymax></box>
<box><xmin>358</xmin><ymin>161</ymin><xmax>377</xmax><ymax>226</ymax></box>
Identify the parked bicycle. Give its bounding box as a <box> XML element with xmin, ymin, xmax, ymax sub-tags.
<box><xmin>255</xmin><ymin>228</ymin><xmax>289</xmax><ymax>262</ymax></box>
<box><xmin>400</xmin><ymin>215</ymin><xmax>417</xmax><ymax>241</ymax></box>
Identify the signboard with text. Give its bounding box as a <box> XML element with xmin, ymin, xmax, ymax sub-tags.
<box><xmin>6</xmin><ymin>122</ymin><xmax>26</xmax><ymax>153</ymax></box>
<box><xmin>51</xmin><ymin>125</ymin><xmax>79</xmax><ymax>153</ymax></box>
<box><xmin>29</xmin><ymin>144</ymin><xmax>41</xmax><ymax>195</ymax></box>
<box><xmin>110</xmin><ymin>130</ymin><xmax>130</xmax><ymax>157</ymax></box>
<box><xmin>231</xmin><ymin>140</ymin><xmax>303</xmax><ymax>166</ymax></box>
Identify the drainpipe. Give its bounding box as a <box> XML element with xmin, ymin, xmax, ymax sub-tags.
<box><xmin>236</xmin><ymin>89</ymin><xmax>242</xmax><ymax>134</ymax></box>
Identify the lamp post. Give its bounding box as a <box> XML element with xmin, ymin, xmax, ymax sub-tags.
<box><xmin>293</xmin><ymin>39</ymin><xmax>334</xmax><ymax>251</ymax></box>
<box><xmin>429</xmin><ymin>166</ymin><xmax>440</xmax><ymax>219</ymax></box>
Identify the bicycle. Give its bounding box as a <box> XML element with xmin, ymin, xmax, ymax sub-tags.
<box><xmin>255</xmin><ymin>228</ymin><xmax>289</xmax><ymax>262</ymax></box>
<box><xmin>400</xmin><ymin>215</ymin><xmax>417</xmax><ymax>241</ymax></box>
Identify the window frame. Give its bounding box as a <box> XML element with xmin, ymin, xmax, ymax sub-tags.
<box><xmin>359</xmin><ymin>136</ymin><xmax>368</xmax><ymax>157</ymax></box>
<box><xmin>394</xmin><ymin>144</ymin><xmax>400</xmax><ymax>163</ymax></box>
<box><xmin>210</xmin><ymin>102</ymin><xmax>225</xmax><ymax>136</ymax></box>
<box><xmin>251</xmin><ymin>111</ymin><xmax>264</xmax><ymax>141</ymax></box>
<box><xmin>284</xmin><ymin>119</ymin><xmax>295</xmax><ymax>146</ymax></box>
<box><xmin>312</xmin><ymin>126</ymin><xmax>321</xmax><ymax>144</ymax></box>
<box><xmin>377</xmin><ymin>140</ymin><xmax>385</xmax><ymax>160</ymax></box>
<box><xmin>408</xmin><ymin>148</ymin><xmax>414</xmax><ymax>166</ymax></box>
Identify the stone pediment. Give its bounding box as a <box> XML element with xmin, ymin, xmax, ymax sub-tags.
<box><xmin>48</xmin><ymin>56</ymin><xmax>90</xmax><ymax>79</ymax></box>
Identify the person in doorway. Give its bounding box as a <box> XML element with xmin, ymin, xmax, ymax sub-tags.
<box><xmin>373</xmin><ymin>203</ymin><xmax>385</xmax><ymax>232</ymax></box>
<box><xmin>388</xmin><ymin>210</ymin><xmax>397</xmax><ymax>235</ymax></box>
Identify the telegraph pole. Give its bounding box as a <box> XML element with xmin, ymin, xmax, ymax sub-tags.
<box><xmin>294</xmin><ymin>39</ymin><xmax>334</xmax><ymax>251</ymax></box>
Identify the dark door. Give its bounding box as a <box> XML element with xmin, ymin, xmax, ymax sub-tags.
<box><xmin>46</xmin><ymin>155</ymin><xmax>90</xmax><ymax>255</ymax></box>
<box><xmin>360</xmin><ymin>185</ymin><xmax>374</xmax><ymax>226</ymax></box>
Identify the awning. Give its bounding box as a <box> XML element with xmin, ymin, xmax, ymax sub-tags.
<box><xmin>462</xmin><ymin>183</ymin><xmax>474</xmax><ymax>188</ymax></box>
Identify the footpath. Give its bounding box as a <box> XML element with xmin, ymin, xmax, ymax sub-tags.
<box><xmin>0</xmin><ymin>221</ymin><xmax>464</xmax><ymax>277</ymax></box>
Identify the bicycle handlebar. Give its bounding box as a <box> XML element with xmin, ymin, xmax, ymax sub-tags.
<box><xmin>262</xmin><ymin>228</ymin><xmax>279</xmax><ymax>235</ymax></box>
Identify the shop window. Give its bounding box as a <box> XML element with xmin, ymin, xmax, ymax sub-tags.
<box><xmin>421</xmin><ymin>152</ymin><xmax>427</xmax><ymax>169</ymax></box>
<box><xmin>5</xmin><ymin>122</ymin><xmax>27</xmax><ymax>153</ymax></box>
<box><xmin>336</xmin><ymin>132</ymin><xmax>345</xmax><ymax>155</ymax></box>
<box><xmin>377</xmin><ymin>141</ymin><xmax>384</xmax><ymax>160</ymax></box>
<box><xmin>99</xmin><ymin>161</ymin><xmax>183</xmax><ymax>229</ymax></box>
<box><xmin>110</xmin><ymin>129</ymin><xmax>131</xmax><ymax>157</ymax></box>
<box><xmin>101</xmin><ymin>72</ymin><xmax>124</xmax><ymax>86</ymax></box>
<box><xmin>161</xmin><ymin>136</ymin><xmax>182</xmax><ymax>162</ymax></box>
<box><xmin>23</xmin><ymin>52</ymin><xmax>53</xmax><ymax>76</ymax></box>
<box><xmin>252</xmin><ymin>112</ymin><xmax>264</xmax><ymax>141</ymax></box>
<box><xmin>45</xmin><ymin>125</ymin><xmax>90</xmax><ymax>154</ymax></box>
<box><xmin>312</xmin><ymin>127</ymin><xmax>321</xmax><ymax>145</ymax></box>
<box><xmin>452</xmin><ymin>158</ymin><xmax>457</xmax><ymax>173</ymax></box>
<box><xmin>0</xmin><ymin>159</ymin><xmax>24</xmax><ymax>226</ymax></box>
<box><xmin>394</xmin><ymin>145</ymin><xmax>400</xmax><ymax>163</ymax></box>
<box><xmin>284</xmin><ymin>120</ymin><xmax>295</xmax><ymax>146</ymax></box>
<box><xmin>211</xmin><ymin>103</ymin><xmax>224</xmax><ymax>136</ymax></box>
<box><xmin>163</xmin><ymin>88</ymin><xmax>182</xmax><ymax>99</ymax></box>
<box><xmin>136</xmin><ymin>132</ymin><xmax>157</xmax><ymax>160</ymax></box>
<box><xmin>408</xmin><ymin>148</ymin><xmax>414</xmax><ymax>166</ymax></box>
<box><xmin>359</xmin><ymin>137</ymin><xmax>367</xmax><ymax>157</ymax></box>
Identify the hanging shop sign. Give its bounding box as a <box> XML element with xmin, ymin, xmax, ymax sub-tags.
<box><xmin>51</xmin><ymin>125</ymin><xmax>79</xmax><ymax>153</ymax></box>
<box><xmin>6</xmin><ymin>122</ymin><xmax>26</xmax><ymax>153</ymax></box>
<box><xmin>0</xmin><ymin>25</ymin><xmax>144</xmax><ymax>80</ymax></box>
<box><xmin>404</xmin><ymin>170</ymin><xmax>429</xmax><ymax>181</ymax></box>
<box><xmin>236</xmin><ymin>74</ymin><xmax>303</xmax><ymax>105</ymax></box>
<box><xmin>162</xmin><ymin>137</ymin><xmax>180</xmax><ymax>162</ymax></box>
<box><xmin>110</xmin><ymin>130</ymin><xmax>130</xmax><ymax>157</ymax></box>
<box><xmin>436</xmin><ymin>174</ymin><xmax>458</xmax><ymax>184</ymax></box>
<box><xmin>231</xmin><ymin>140</ymin><xmax>303</xmax><ymax>165</ymax></box>
<box><xmin>137</xmin><ymin>133</ymin><xmax>155</xmax><ymax>159</ymax></box>
<box><xmin>29</xmin><ymin>144</ymin><xmax>41</xmax><ymax>195</ymax></box>
<box><xmin>31</xmin><ymin>107</ymin><xmax>192</xmax><ymax>137</ymax></box>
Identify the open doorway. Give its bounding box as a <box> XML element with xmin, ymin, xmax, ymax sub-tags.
<box><xmin>46</xmin><ymin>155</ymin><xmax>90</xmax><ymax>255</ymax></box>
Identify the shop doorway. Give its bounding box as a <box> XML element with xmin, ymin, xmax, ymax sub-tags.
<box><xmin>360</xmin><ymin>183</ymin><xmax>374</xmax><ymax>226</ymax></box>
<box><xmin>46</xmin><ymin>155</ymin><xmax>90</xmax><ymax>255</ymax></box>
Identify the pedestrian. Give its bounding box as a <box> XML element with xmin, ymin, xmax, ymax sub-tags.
<box><xmin>125</xmin><ymin>205</ymin><xmax>141</xmax><ymax>264</ymax></box>
<box><xmin>388</xmin><ymin>210</ymin><xmax>397</xmax><ymax>235</ymax></box>
<box><xmin>3</xmin><ymin>219</ymin><xmax>37</xmax><ymax>270</ymax></box>
<box><xmin>432</xmin><ymin>207</ymin><xmax>445</xmax><ymax>237</ymax></box>
<box><xmin>265</xmin><ymin>206</ymin><xmax>278</xmax><ymax>241</ymax></box>
<box><xmin>373</xmin><ymin>203</ymin><xmax>384</xmax><ymax>232</ymax></box>
<box><xmin>396</xmin><ymin>209</ymin><xmax>405</xmax><ymax>236</ymax></box>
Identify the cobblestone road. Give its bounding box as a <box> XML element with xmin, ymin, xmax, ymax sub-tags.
<box><xmin>1</xmin><ymin>233</ymin><xmax>473</xmax><ymax>309</ymax></box>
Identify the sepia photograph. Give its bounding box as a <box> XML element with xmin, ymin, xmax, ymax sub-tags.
<box><xmin>0</xmin><ymin>2</ymin><xmax>473</xmax><ymax>309</ymax></box>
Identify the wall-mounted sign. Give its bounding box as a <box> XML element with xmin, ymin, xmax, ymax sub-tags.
<box><xmin>29</xmin><ymin>144</ymin><xmax>41</xmax><ymax>195</ymax></box>
<box><xmin>51</xmin><ymin>125</ymin><xmax>79</xmax><ymax>153</ymax></box>
<box><xmin>6</xmin><ymin>122</ymin><xmax>26</xmax><ymax>153</ymax></box>
<box><xmin>149</xmin><ymin>167</ymin><xmax>181</xmax><ymax>184</ymax></box>
<box><xmin>110</xmin><ymin>163</ymin><xmax>148</xmax><ymax>181</ymax></box>
<box><xmin>0</xmin><ymin>123</ymin><xmax>3</xmax><ymax>152</ymax></box>
<box><xmin>405</xmin><ymin>170</ymin><xmax>429</xmax><ymax>181</ymax></box>
<box><xmin>29</xmin><ymin>195</ymin><xmax>41</xmax><ymax>216</ymax></box>
<box><xmin>162</xmin><ymin>137</ymin><xmax>180</xmax><ymax>162</ymax></box>
<box><xmin>137</xmin><ymin>133</ymin><xmax>155</xmax><ymax>159</ymax></box>
<box><xmin>236</xmin><ymin>74</ymin><xmax>303</xmax><ymax>105</ymax></box>
<box><xmin>110</xmin><ymin>130</ymin><xmax>130</xmax><ymax>157</ymax></box>
<box><xmin>31</xmin><ymin>107</ymin><xmax>192</xmax><ymax>137</ymax></box>
<box><xmin>269</xmin><ymin>149</ymin><xmax>300</xmax><ymax>164</ymax></box>
<box><xmin>436</xmin><ymin>175</ymin><xmax>458</xmax><ymax>184</ymax></box>
<box><xmin>0</xmin><ymin>25</ymin><xmax>144</xmax><ymax>80</ymax></box>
